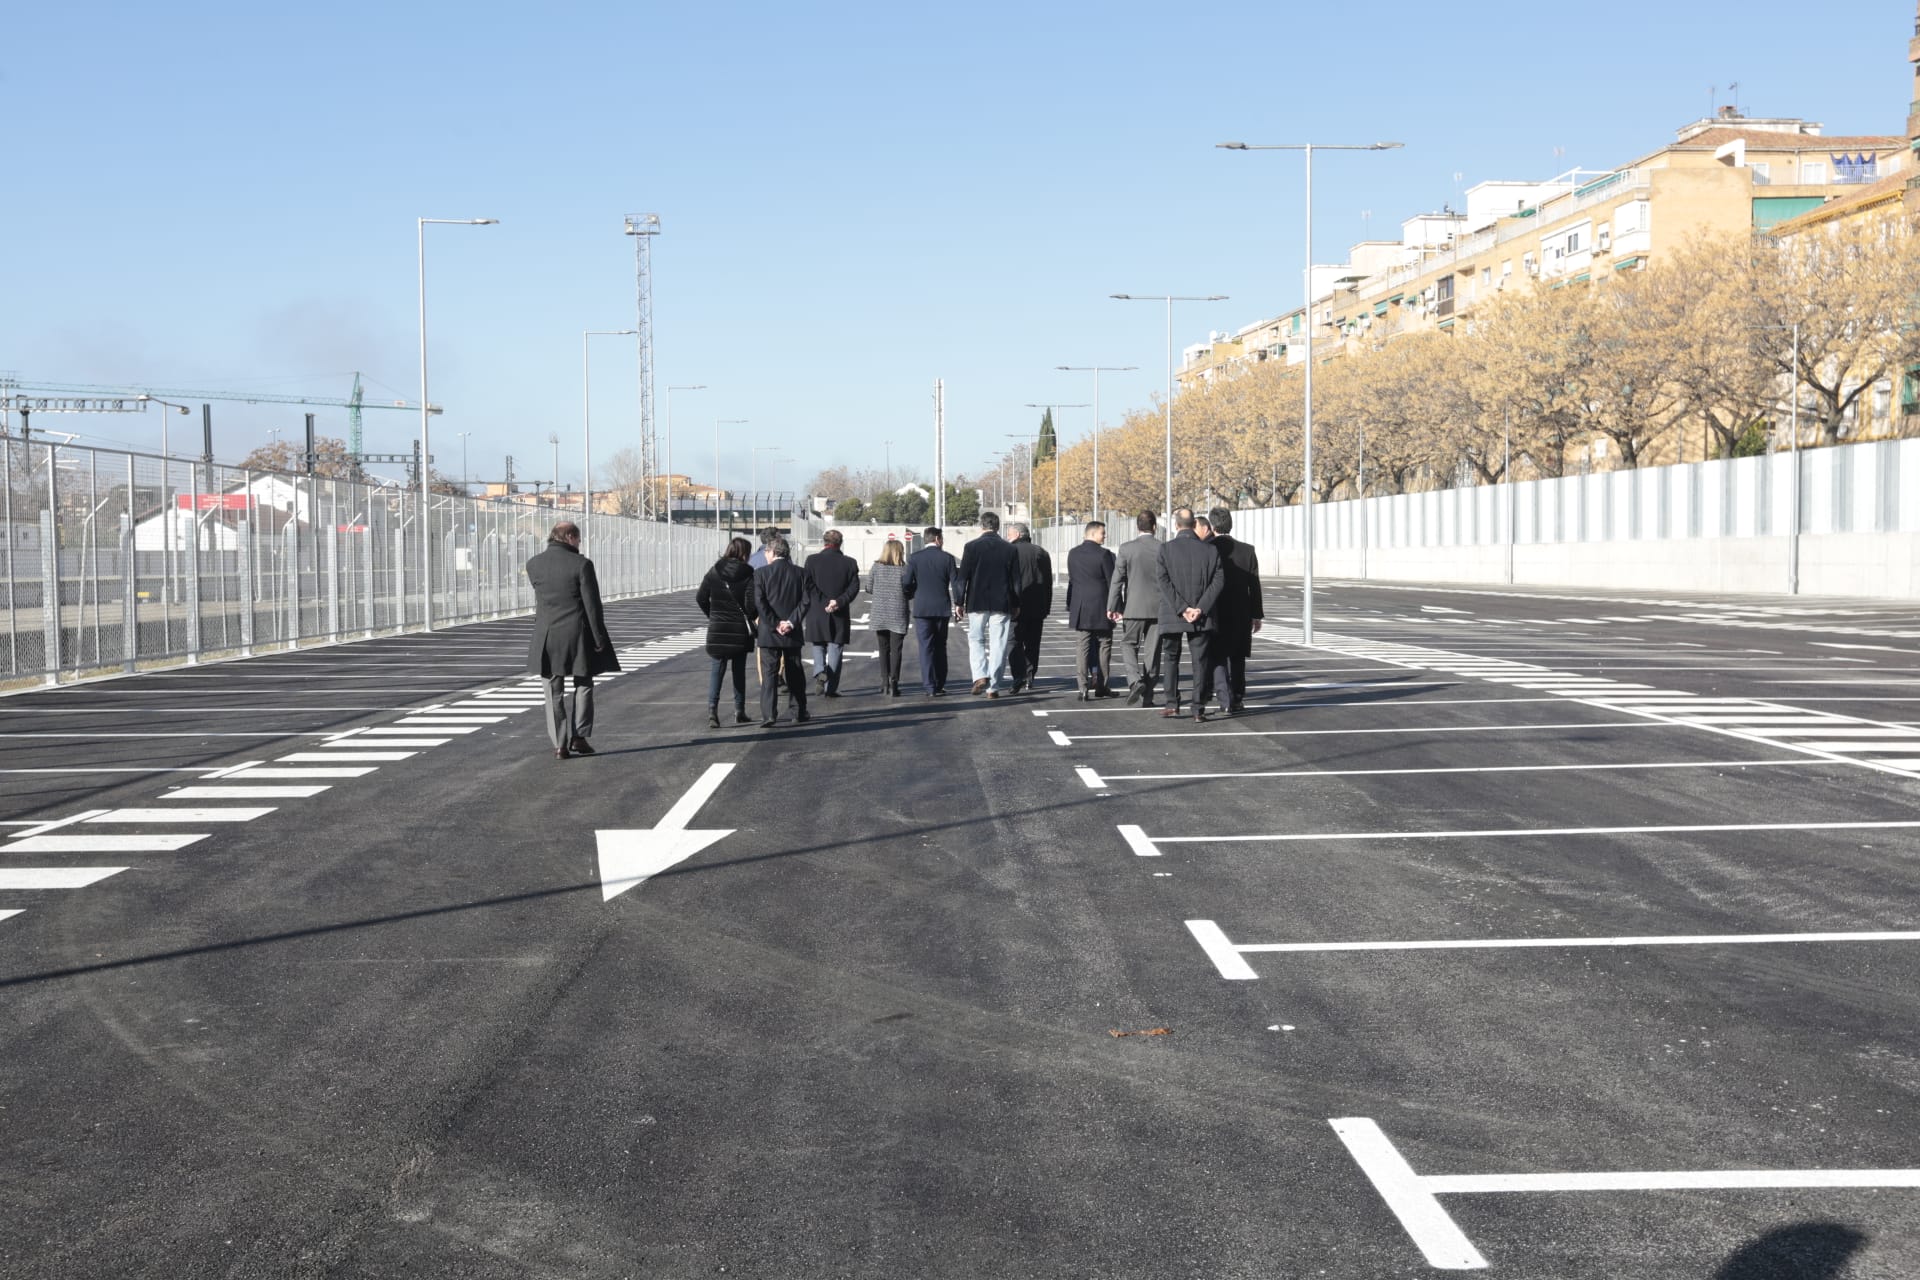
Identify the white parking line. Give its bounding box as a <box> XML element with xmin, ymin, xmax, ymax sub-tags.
<box><xmin>1331</xmin><ymin>1116</ymin><xmax>1920</xmax><ymax>1271</ymax></box>
<box><xmin>85</xmin><ymin>808</ymin><xmax>273</xmax><ymax>824</ymax></box>
<box><xmin>1126</xmin><ymin>818</ymin><xmax>1920</xmax><ymax>853</ymax></box>
<box><xmin>162</xmin><ymin>786</ymin><xmax>330</xmax><ymax>799</ymax></box>
<box><xmin>0</xmin><ymin>868</ymin><xmax>127</xmax><ymax>889</ymax></box>
<box><xmin>1099</xmin><ymin>759</ymin><xmax>1819</xmax><ymax>783</ymax></box>
<box><xmin>5</xmin><ymin>834</ymin><xmax>208</xmax><ymax>853</ymax></box>
<box><xmin>1185</xmin><ymin>919</ymin><xmax>1920</xmax><ymax>979</ymax></box>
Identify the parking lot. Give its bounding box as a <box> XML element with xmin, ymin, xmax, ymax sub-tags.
<box><xmin>1</xmin><ymin>577</ymin><xmax>1916</xmax><ymax>1277</ymax></box>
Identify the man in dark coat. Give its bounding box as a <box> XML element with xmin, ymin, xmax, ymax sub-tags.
<box><xmin>1207</xmin><ymin>506</ymin><xmax>1265</xmax><ymax>714</ymax></box>
<box><xmin>1065</xmin><ymin>520</ymin><xmax>1117</xmax><ymax>701</ymax></box>
<box><xmin>525</xmin><ymin>520</ymin><xmax>619</xmax><ymax>759</ymax></box>
<box><xmin>801</xmin><ymin>529</ymin><xmax>861</xmax><ymax>696</ymax></box>
<box><xmin>1106</xmin><ymin>510</ymin><xmax>1163</xmax><ymax>706</ymax></box>
<box><xmin>1154</xmin><ymin>507</ymin><xmax>1224</xmax><ymax>722</ymax></box>
<box><xmin>956</xmin><ymin>511</ymin><xmax>1020</xmax><ymax>697</ymax></box>
<box><xmin>751</xmin><ymin>536</ymin><xmax>812</xmax><ymax>727</ymax></box>
<box><xmin>1007</xmin><ymin>522</ymin><xmax>1053</xmax><ymax>694</ymax></box>
<box><xmin>902</xmin><ymin>526</ymin><xmax>961</xmax><ymax>697</ymax></box>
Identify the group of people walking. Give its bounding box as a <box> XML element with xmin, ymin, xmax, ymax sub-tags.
<box><xmin>523</xmin><ymin>503</ymin><xmax>1266</xmax><ymax>756</ymax></box>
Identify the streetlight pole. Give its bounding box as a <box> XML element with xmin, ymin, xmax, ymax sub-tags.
<box><xmin>548</xmin><ymin>432</ymin><xmax>560</xmax><ymax>508</ymax></box>
<box><xmin>1056</xmin><ymin>365</ymin><xmax>1136</xmax><ymax>520</ymax></box>
<box><xmin>581</xmin><ymin>328</ymin><xmax>637</xmax><ymax>556</ymax></box>
<box><xmin>417</xmin><ymin>215</ymin><xmax>498</xmax><ymax>630</ymax></box>
<box><xmin>1025</xmin><ymin>402</ymin><xmax>1087</xmax><ymax>531</ymax></box>
<box><xmin>1217</xmin><ymin>140</ymin><xmax>1402</xmax><ymax>645</ymax></box>
<box><xmin>1110</xmin><ymin>294</ymin><xmax>1228</xmax><ymax>524</ymax></box>
<box><xmin>456</xmin><ymin>431</ymin><xmax>471</xmax><ymax>495</ymax></box>
<box><xmin>715</xmin><ymin>419</ymin><xmax>747</xmax><ymax>532</ymax></box>
<box><xmin>664</xmin><ymin>384</ymin><xmax>706</xmax><ymax>588</ymax></box>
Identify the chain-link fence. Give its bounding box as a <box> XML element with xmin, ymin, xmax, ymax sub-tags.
<box><xmin>0</xmin><ymin>438</ymin><xmax>727</xmax><ymax>686</ymax></box>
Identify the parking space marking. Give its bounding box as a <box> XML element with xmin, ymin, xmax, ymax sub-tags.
<box><xmin>0</xmin><ymin>868</ymin><xmax>128</xmax><ymax>889</ymax></box>
<box><xmin>1186</xmin><ymin>919</ymin><xmax>1920</xmax><ymax>979</ymax></box>
<box><xmin>1126</xmin><ymin>818</ymin><xmax>1920</xmax><ymax>853</ymax></box>
<box><xmin>85</xmin><ymin>808</ymin><xmax>273</xmax><ymax>824</ymax></box>
<box><xmin>1063</xmin><ymin>720</ymin><xmax>1662</xmax><ymax>743</ymax></box>
<box><xmin>163</xmin><ymin>786</ymin><xmax>330</xmax><ymax>799</ymax></box>
<box><xmin>1331</xmin><ymin>1116</ymin><xmax>1920</xmax><ymax>1272</ymax></box>
<box><xmin>6</xmin><ymin>834</ymin><xmax>209</xmax><ymax>853</ymax></box>
<box><xmin>1096</xmin><ymin>758</ymin><xmax>1818</xmax><ymax>784</ymax></box>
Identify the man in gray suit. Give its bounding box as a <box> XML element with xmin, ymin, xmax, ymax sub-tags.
<box><xmin>525</xmin><ymin>520</ymin><xmax>619</xmax><ymax>760</ymax></box>
<box><xmin>1106</xmin><ymin>509</ymin><xmax>1163</xmax><ymax>707</ymax></box>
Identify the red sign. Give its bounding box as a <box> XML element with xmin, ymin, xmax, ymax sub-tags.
<box><xmin>175</xmin><ymin>493</ymin><xmax>253</xmax><ymax>510</ymax></box>
<box><xmin>336</xmin><ymin>524</ymin><xmax>368</xmax><ymax>533</ymax></box>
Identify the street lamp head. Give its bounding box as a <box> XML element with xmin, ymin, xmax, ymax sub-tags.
<box><xmin>1216</xmin><ymin>142</ymin><xmax>1249</xmax><ymax>150</ymax></box>
<box><xmin>1371</xmin><ymin>142</ymin><xmax>1404</xmax><ymax>150</ymax></box>
<box><xmin>472</xmin><ymin>218</ymin><xmax>500</xmax><ymax>225</ymax></box>
<box><xmin>1110</xmin><ymin>294</ymin><xmax>1133</xmax><ymax>300</ymax></box>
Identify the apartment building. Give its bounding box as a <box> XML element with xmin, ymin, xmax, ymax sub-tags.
<box><xmin>1181</xmin><ymin>110</ymin><xmax>1906</xmax><ymax>388</ymax></box>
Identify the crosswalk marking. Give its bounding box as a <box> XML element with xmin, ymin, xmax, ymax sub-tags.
<box><xmin>162</xmin><ymin>786</ymin><xmax>331</xmax><ymax>799</ymax></box>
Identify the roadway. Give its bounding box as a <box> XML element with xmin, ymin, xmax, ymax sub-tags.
<box><xmin>2</xmin><ymin>578</ymin><xmax>1918</xmax><ymax>1277</ymax></box>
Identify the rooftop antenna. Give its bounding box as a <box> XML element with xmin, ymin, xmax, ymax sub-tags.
<box><xmin>1728</xmin><ymin>80</ymin><xmax>1741</xmax><ymax>113</ymax></box>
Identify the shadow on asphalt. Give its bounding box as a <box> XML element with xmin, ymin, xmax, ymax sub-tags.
<box><xmin>1713</xmin><ymin>1223</ymin><xmax>1868</xmax><ymax>1279</ymax></box>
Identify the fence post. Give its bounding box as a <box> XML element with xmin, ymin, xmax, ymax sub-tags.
<box><xmin>326</xmin><ymin>522</ymin><xmax>341</xmax><ymax>640</ymax></box>
<box><xmin>120</xmin><ymin>511</ymin><xmax>136</xmax><ymax>673</ymax></box>
<box><xmin>39</xmin><ymin>508</ymin><xmax>59</xmax><ymax>685</ymax></box>
<box><xmin>363</xmin><ymin>524</ymin><xmax>375</xmax><ymax>638</ymax></box>
<box><xmin>236</xmin><ymin>516</ymin><xmax>254</xmax><ymax>656</ymax></box>
<box><xmin>284</xmin><ymin>520</ymin><xmax>298</xmax><ymax>650</ymax></box>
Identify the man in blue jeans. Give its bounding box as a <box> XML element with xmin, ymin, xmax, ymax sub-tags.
<box><xmin>902</xmin><ymin>527</ymin><xmax>962</xmax><ymax>697</ymax></box>
<box><xmin>957</xmin><ymin>511</ymin><xmax>1020</xmax><ymax>698</ymax></box>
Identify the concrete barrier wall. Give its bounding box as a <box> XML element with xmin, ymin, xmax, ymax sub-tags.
<box><xmin>1218</xmin><ymin>437</ymin><xmax>1920</xmax><ymax>599</ymax></box>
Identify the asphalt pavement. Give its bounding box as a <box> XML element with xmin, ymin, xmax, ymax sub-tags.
<box><xmin>3</xmin><ymin>576</ymin><xmax>1918</xmax><ymax>1278</ymax></box>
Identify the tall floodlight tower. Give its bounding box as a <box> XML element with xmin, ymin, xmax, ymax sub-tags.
<box><xmin>623</xmin><ymin>213</ymin><xmax>662</xmax><ymax>519</ymax></box>
<box><xmin>933</xmin><ymin>378</ymin><xmax>946</xmax><ymax>529</ymax></box>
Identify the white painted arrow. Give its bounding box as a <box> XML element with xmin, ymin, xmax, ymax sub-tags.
<box><xmin>595</xmin><ymin>763</ymin><xmax>736</xmax><ymax>901</ymax></box>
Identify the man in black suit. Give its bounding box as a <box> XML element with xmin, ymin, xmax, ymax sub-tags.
<box><xmin>1064</xmin><ymin>520</ymin><xmax>1117</xmax><ymax>701</ymax></box>
<box><xmin>751</xmin><ymin>536</ymin><xmax>812</xmax><ymax>727</ymax></box>
<box><xmin>1154</xmin><ymin>507</ymin><xmax>1224</xmax><ymax>722</ymax></box>
<box><xmin>525</xmin><ymin>520</ymin><xmax>620</xmax><ymax>759</ymax></box>
<box><xmin>902</xmin><ymin>526</ymin><xmax>961</xmax><ymax>697</ymax></box>
<box><xmin>801</xmin><ymin>529</ymin><xmax>861</xmax><ymax>697</ymax></box>
<box><xmin>1007</xmin><ymin>522</ymin><xmax>1053</xmax><ymax>694</ymax></box>
<box><xmin>957</xmin><ymin>511</ymin><xmax>1020</xmax><ymax>698</ymax></box>
<box><xmin>1208</xmin><ymin>506</ymin><xmax>1265</xmax><ymax>714</ymax></box>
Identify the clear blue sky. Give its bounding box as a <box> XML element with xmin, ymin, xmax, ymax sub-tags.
<box><xmin>2</xmin><ymin>1</ymin><xmax>1905</xmax><ymax>494</ymax></box>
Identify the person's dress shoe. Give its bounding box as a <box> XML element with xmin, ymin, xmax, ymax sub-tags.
<box><xmin>735</xmin><ymin>709</ymin><xmax>752</xmax><ymax>725</ymax></box>
<box><xmin>1125</xmin><ymin>685</ymin><xmax>1143</xmax><ymax>706</ymax></box>
<box><xmin>988</xmin><ymin>689</ymin><xmax>1001</xmax><ymax>699</ymax></box>
<box><xmin>1095</xmin><ymin>687</ymin><xmax>1118</xmax><ymax>699</ymax></box>
<box><xmin>569</xmin><ymin>737</ymin><xmax>595</xmax><ymax>755</ymax></box>
<box><xmin>554</xmin><ymin>744</ymin><xmax>571</xmax><ymax>759</ymax></box>
<box><xmin>706</xmin><ymin>710</ymin><xmax>721</xmax><ymax>729</ymax></box>
<box><xmin>971</xmin><ymin>678</ymin><xmax>989</xmax><ymax>696</ymax></box>
<box><xmin>760</xmin><ymin>716</ymin><xmax>778</xmax><ymax>728</ymax></box>
<box><xmin>1193</xmin><ymin>709</ymin><xmax>1208</xmax><ymax>723</ymax></box>
<box><xmin>1160</xmin><ymin>705</ymin><xmax>1180</xmax><ymax>718</ymax></box>
<box><xmin>796</xmin><ymin>709</ymin><xmax>812</xmax><ymax>723</ymax></box>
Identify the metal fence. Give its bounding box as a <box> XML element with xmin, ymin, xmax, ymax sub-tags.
<box><xmin>1</xmin><ymin>438</ymin><xmax>727</xmax><ymax>686</ymax></box>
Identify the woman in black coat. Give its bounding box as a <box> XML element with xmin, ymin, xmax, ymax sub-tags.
<box><xmin>696</xmin><ymin>536</ymin><xmax>758</xmax><ymax>728</ymax></box>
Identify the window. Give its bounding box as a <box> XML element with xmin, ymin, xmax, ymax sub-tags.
<box><xmin>1565</xmin><ymin>230</ymin><xmax>1582</xmax><ymax>254</ymax></box>
<box><xmin>1750</xmin><ymin>161</ymin><xmax>1771</xmax><ymax>185</ymax></box>
<box><xmin>1615</xmin><ymin>200</ymin><xmax>1651</xmax><ymax>237</ymax></box>
<box><xmin>1597</xmin><ymin>224</ymin><xmax>1611</xmax><ymax>252</ymax></box>
<box><xmin>1436</xmin><ymin>275</ymin><xmax>1454</xmax><ymax>302</ymax></box>
<box><xmin>1800</xmin><ymin>161</ymin><xmax>1827</xmax><ymax>184</ymax></box>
